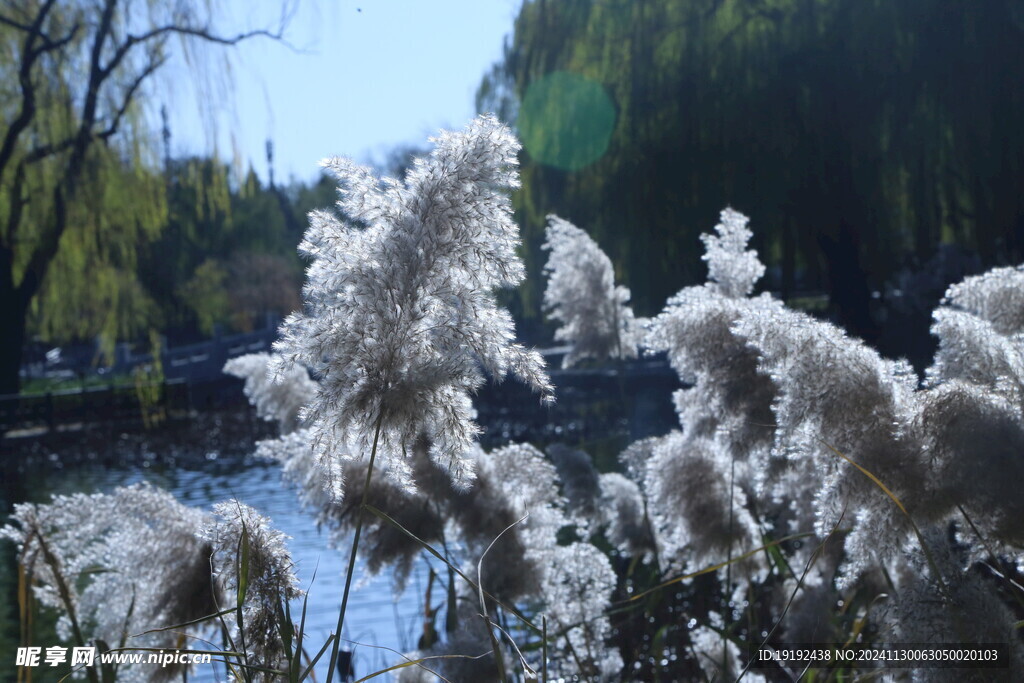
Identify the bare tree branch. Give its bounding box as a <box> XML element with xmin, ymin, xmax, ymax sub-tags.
<box><xmin>35</xmin><ymin>19</ymin><xmax>81</xmax><ymax>52</ymax></box>
<box><xmin>9</xmin><ymin>0</ymin><xmax>290</xmax><ymax>307</ymax></box>
<box><xmin>102</xmin><ymin>24</ymin><xmax>283</xmax><ymax>80</ymax></box>
<box><xmin>0</xmin><ymin>0</ymin><xmax>60</xmax><ymax>193</ymax></box>
<box><xmin>3</xmin><ymin>161</ymin><xmax>28</xmax><ymax>252</ymax></box>
<box><xmin>21</xmin><ymin>49</ymin><xmax>162</xmax><ymax>167</ymax></box>
<box><xmin>14</xmin><ymin>0</ymin><xmax>122</xmax><ymax>305</ymax></box>
<box><xmin>0</xmin><ymin>12</ymin><xmax>34</xmax><ymax>32</ymax></box>
<box><xmin>98</xmin><ymin>55</ymin><xmax>167</xmax><ymax>141</ymax></box>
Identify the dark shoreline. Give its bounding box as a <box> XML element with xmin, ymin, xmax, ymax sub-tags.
<box><xmin>2</xmin><ymin>406</ymin><xmax>276</xmax><ymax>474</ymax></box>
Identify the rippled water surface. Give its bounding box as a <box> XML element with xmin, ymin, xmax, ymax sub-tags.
<box><xmin>4</xmin><ymin>364</ymin><xmax>678</xmax><ymax>680</ymax></box>
<box><xmin>15</xmin><ymin>455</ymin><xmax>429</xmax><ymax>681</ymax></box>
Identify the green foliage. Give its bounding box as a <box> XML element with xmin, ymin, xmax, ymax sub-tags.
<box><xmin>178</xmin><ymin>258</ymin><xmax>231</xmax><ymax>337</ymax></box>
<box><xmin>132</xmin><ymin>331</ymin><xmax>166</xmax><ymax>429</ymax></box>
<box><xmin>137</xmin><ymin>158</ymin><xmax>305</xmax><ymax>339</ymax></box>
<box><xmin>19</xmin><ymin>372</ymin><xmax>134</xmax><ymax>394</ymax></box>
<box><xmin>481</xmin><ymin>0</ymin><xmax>1024</xmax><ymax>345</ymax></box>
<box><xmin>0</xmin><ymin>0</ymin><xmax>289</xmax><ymax>393</ymax></box>
<box><xmin>2</xmin><ymin>27</ymin><xmax>165</xmax><ymax>353</ymax></box>
<box><xmin>287</xmin><ymin>172</ymin><xmax>338</xmax><ymax>225</ymax></box>
<box><xmin>0</xmin><ymin>4</ymin><xmax>161</xmax><ymax>385</ymax></box>
<box><xmin>16</xmin><ymin>148</ymin><xmax>306</xmax><ymax>348</ymax></box>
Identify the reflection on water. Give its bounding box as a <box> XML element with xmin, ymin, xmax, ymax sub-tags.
<box><xmin>4</xmin><ymin>366</ymin><xmax>679</xmax><ymax>680</ymax></box>
<box><xmin>15</xmin><ymin>456</ymin><xmax>429</xmax><ymax>681</ymax></box>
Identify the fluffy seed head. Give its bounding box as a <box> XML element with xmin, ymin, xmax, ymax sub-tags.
<box><xmin>273</xmin><ymin>115</ymin><xmax>551</xmax><ymax>497</ymax></box>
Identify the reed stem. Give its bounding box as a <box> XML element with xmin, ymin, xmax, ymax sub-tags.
<box><xmin>325</xmin><ymin>414</ymin><xmax>384</xmax><ymax>683</ymax></box>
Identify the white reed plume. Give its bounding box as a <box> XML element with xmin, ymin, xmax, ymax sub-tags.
<box><xmin>542</xmin><ymin>215</ymin><xmax>641</xmax><ymax>367</ymax></box>
<box><xmin>205</xmin><ymin>501</ymin><xmax>302</xmax><ymax>678</ymax></box>
<box><xmin>224</xmin><ymin>352</ymin><xmax>317</xmax><ymax>433</ymax></box>
<box><xmin>2</xmin><ymin>484</ymin><xmax>214</xmax><ymax>682</ymax></box>
<box><xmin>273</xmin><ymin>114</ymin><xmax>551</xmax><ymax>497</ymax></box>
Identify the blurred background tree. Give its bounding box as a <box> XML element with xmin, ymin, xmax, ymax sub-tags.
<box><xmin>6</xmin><ymin>0</ymin><xmax>1024</xmax><ymax>392</ymax></box>
<box><xmin>139</xmin><ymin>159</ymin><xmax>303</xmax><ymax>340</ymax></box>
<box><xmin>0</xmin><ymin>0</ymin><xmax>288</xmax><ymax>394</ymax></box>
<box><xmin>480</xmin><ymin>0</ymin><xmax>1024</xmax><ymax>367</ymax></box>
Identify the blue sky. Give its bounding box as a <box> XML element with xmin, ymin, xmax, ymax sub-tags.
<box><xmin>163</xmin><ymin>0</ymin><xmax>521</xmax><ymax>184</ymax></box>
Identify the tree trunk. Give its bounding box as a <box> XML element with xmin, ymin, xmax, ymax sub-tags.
<box><xmin>0</xmin><ymin>259</ymin><xmax>26</xmax><ymax>396</ymax></box>
<box><xmin>819</xmin><ymin>219</ymin><xmax>878</xmax><ymax>346</ymax></box>
<box><xmin>0</xmin><ymin>300</ymin><xmax>26</xmax><ymax>397</ymax></box>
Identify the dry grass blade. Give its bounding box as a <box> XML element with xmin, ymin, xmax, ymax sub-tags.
<box><xmin>298</xmin><ymin>632</ymin><xmax>335</xmax><ymax>682</ymax></box>
<box><xmin>340</xmin><ymin>636</ymin><xmax>485</xmax><ymax>683</ymax></box>
<box><xmin>957</xmin><ymin>504</ymin><xmax>1024</xmax><ymax>610</ymax></box>
<box><xmin>363</xmin><ymin>503</ymin><xmax>542</xmax><ymax>634</ymax></box>
<box><xmin>490</xmin><ymin>619</ymin><xmax>538</xmax><ymax>680</ymax></box>
<box><xmin>351</xmin><ymin>653</ymin><xmax>489</xmax><ymax>683</ymax></box>
<box><xmin>30</xmin><ymin>527</ymin><xmax>99</xmax><ymax>683</ymax></box>
<box><xmin>16</xmin><ymin>554</ymin><xmax>34</xmax><ymax>683</ymax></box>
<box><xmin>132</xmin><ymin>607</ymin><xmax>237</xmax><ymax>636</ymax></box>
<box><xmin>819</xmin><ymin>441</ymin><xmax>908</xmax><ymax>517</ymax></box>
<box><xmin>736</xmin><ymin>508</ymin><xmax>847</xmax><ymax>682</ymax></box>
<box><xmin>843</xmin><ymin>592</ymin><xmax>889</xmax><ymax>649</ymax></box>
<box><xmin>819</xmin><ymin>440</ymin><xmax>949</xmax><ymax>596</ymax></box>
<box><xmin>476</xmin><ymin>513</ymin><xmax>528</xmax><ymax>682</ymax></box>
<box><xmin>624</xmin><ymin>532</ymin><xmax>814</xmax><ymax>603</ymax></box>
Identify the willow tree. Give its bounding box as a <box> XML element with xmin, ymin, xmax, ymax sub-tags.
<box><xmin>0</xmin><ymin>0</ymin><xmax>287</xmax><ymax>394</ymax></box>
<box><xmin>482</xmin><ymin>0</ymin><xmax>1024</xmax><ymax>362</ymax></box>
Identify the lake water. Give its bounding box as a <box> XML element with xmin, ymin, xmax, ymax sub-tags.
<box><xmin>3</xmin><ymin>362</ymin><xmax>679</xmax><ymax>681</ymax></box>
<box><xmin>7</xmin><ymin>454</ymin><xmax>431</xmax><ymax>682</ymax></box>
